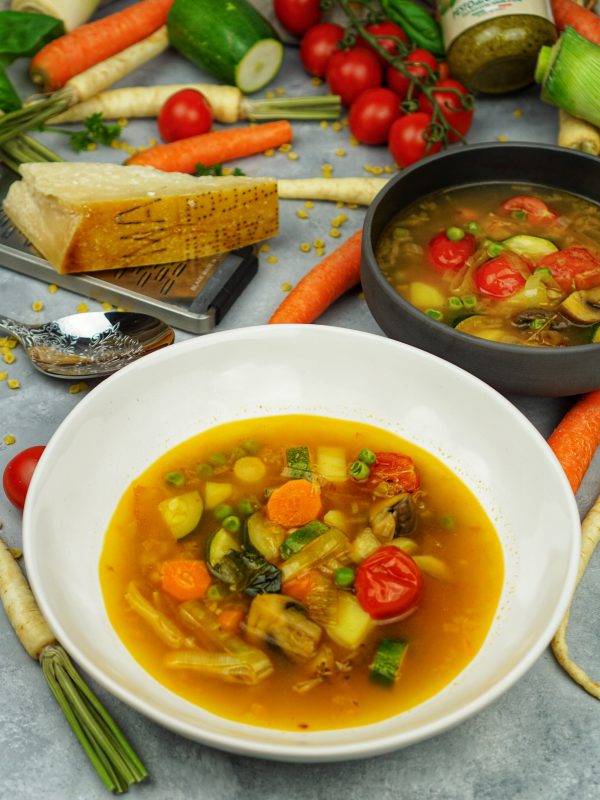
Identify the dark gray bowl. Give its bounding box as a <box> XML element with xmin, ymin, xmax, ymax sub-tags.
<box><xmin>360</xmin><ymin>142</ymin><xmax>600</xmax><ymax>397</ymax></box>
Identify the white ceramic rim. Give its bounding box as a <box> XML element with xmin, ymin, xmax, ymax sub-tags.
<box><xmin>22</xmin><ymin>325</ymin><xmax>581</xmax><ymax>761</ymax></box>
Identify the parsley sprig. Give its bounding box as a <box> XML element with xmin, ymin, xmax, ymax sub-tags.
<box><xmin>44</xmin><ymin>112</ymin><xmax>122</xmax><ymax>152</ymax></box>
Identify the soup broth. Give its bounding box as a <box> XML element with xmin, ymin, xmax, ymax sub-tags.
<box><xmin>376</xmin><ymin>184</ymin><xmax>600</xmax><ymax>347</ymax></box>
<box><xmin>100</xmin><ymin>415</ymin><xmax>503</xmax><ymax>731</ymax></box>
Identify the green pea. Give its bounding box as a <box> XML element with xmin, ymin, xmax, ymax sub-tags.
<box><xmin>209</xmin><ymin>453</ymin><xmax>227</xmax><ymax>467</ymax></box>
<box><xmin>243</xmin><ymin>439</ymin><xmax>261</xmax><ymax>454</ymax></box>
<box><xmin>446</xmin><ymin>226</ymin><xmax>465</xmax><ymax>241</ymax></box>
<box><xmin>349</xmin><ymin>460</ymin><xmax>370</xmax><ymax>481</ymax></box>
<box><xmin>358</xmin><ymin>448</ymin><xmax>376</xmax><ymax>465</ymax></box>
<box><xmin>238</xmin><ymin>498</ymin><xmax>256</xmax><ymax>517</ymax></box>
<box><xmin>223</xmin><ymin>515</ymin><xmax>241</xmax><ymax>533</ymax></box>
<box><xmin>466</xmin><ymin>221</ymin><xmax>480</xmax><ymax>233</ymax></box>
<box><xmin>425</xmin><ymin>308</ymin><xmax>444</xmax><ymax>321</ymax></box>
<box><xmin>165</xmin><ymin>471</ymin><xmax>185</xmax><ymax>487</ymax></box>
<box><xmin>392</xmin><ymin>226</ymin><xmax>410</xmax><ymax>240</ymax></box>
<box><xmin>529</xmin><ymin>318</ymin><xmax>546</xmax><ymax>331</ymax></box>
<box><xmin>230</xmin><ymin>446</ymin><xmax>246</xmax><ymax>462</ymax></box>
<box><xmin>334</xmin><ymin>567</ymin><xmax>355</xmax><ymax>588</ymax></box>
<box><xmin>196</xmin><ymin>462</ymin><xmax>213</xmax><ymax>479</ymax></box>
<box><xmin>486</xmin><ymin>242</ymin><xmax>505</xmax><ymax>258</ymax></box>
<box><xmin>439</xmin><ymin>513</ymin><xmax>456</xmax><ymax>529</ymax></box>
<box><xmin>214</xmin><ymin>504</ymin><xmax>233</xmax><ymax>521</ymax></box>
<box><xmin>206</xmin><ymin>584</ymin><xmax>229</xmax><ymax>600</ymax></box>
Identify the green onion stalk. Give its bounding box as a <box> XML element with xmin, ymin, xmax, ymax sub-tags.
<box><xmin>535</xmin><ymin>26</ymin><xmax>600</xmax><ymax>129</ymax></box>
<box><xmin>0</xmin><ymin>538</ymin><xmax>147</xmax><ymax>794</ymax></box>
<box><xmin>331</xmin><ymin>0</ymin><xmax>474</xmax><ymax>150</ymax></box>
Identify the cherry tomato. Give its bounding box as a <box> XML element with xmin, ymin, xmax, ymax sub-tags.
<box><xmin>474</xmin><ymin>253</ymin><xmax>531</xmax><ymax>298</ymax></box>
<box><xmin>3</xmin><ymin>445</ymin><xmax>45</xmax><ymax>511</ymax></box>
<box><xmin>537</xmin><ymin>247</ymin><xmax>600</xmax><ymax>292</ymax></box>
<box><xmin>157</xmin><ymin>89</ymin><xmax>213</xmax><ymax>143</ymax></box>
<box><xmin>500</xmin><ymin>195</ymin><xmax>557</xmax><ymax>224</ymax></box>
<box><xmin>388</xmin><ymin>112</ymin><xmax>441</xmax><ymax>168</ymax></box>
<box><xmin>355</xmin><ymin>545</ymin><xmax>424</xmax><ymax>621</ymax></box>
<box><xmin>326</xmin><ymin>46</ymin><xmax>383</xmax><ymax>107</ymax></box>
<box><xmin>349</xmin><ymin>87</ymin><xmax>402</xmax><ymax>145</ymax></box>
<box><xmin>367</xmin><ymin>452</ymin><xmax>420</xmax><ymax>494</ymax></box>
<box><xmin>418</xmin><ymin>78</ymin><xmax>473</xmax><ymax>141</ymax></box>
<box><xmin>358</xmin><ymin>21</ymin><xmax>409</xmax><ymax>65</ymax></box>
<box><xmin>274</xmin><ymin>0</ymin><xmax>321</xmax><ymax>37</ymax></box>
<box><xmin>300</xmin><ymin>22</ymin><xmax>344</xmax><ymax>77</ymax></box>
<box><xmin>386</xmin><ymin>49</ymin><xmax>438</xmax><ymax>101</ymax></box>
<box><xmin>427</xmin><ymin>230</ymin><xmax>476</xmax><ymax>272</ymax></box>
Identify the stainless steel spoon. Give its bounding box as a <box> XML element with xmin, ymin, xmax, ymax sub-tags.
<box><xmin>0</xmin><ymin>310</ymin><xmax>175</xmax><ymax>379</ymax></box>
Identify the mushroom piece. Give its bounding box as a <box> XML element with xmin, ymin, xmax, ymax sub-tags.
<box><xmin>369</xmin><ymin>492</ymin><xmax>417</xmax><ymax>542</ymax></box>
<box><xmin>559</xmin><ymin>287</ymin><xmax>600</xmax><ymax>324</ymax></box>
<box><xmin>511</xmin><ymin>309</ymin><xmax>570</xmax><ymax>330</ymax></box>
<box><xmin>246</xmin><ymin>593</ymin><xmax>322</xmax><ymax>662</ymax></box>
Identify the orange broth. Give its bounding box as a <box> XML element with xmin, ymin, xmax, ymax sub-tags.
<box><xmin>100</xmin><ymin>415</ymin><xmax>503</xmax><ymax>731</ymax></box>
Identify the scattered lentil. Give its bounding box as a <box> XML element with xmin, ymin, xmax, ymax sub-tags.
<box><xmin>335</xmin><ymin>148</ymin><xmax>346</xmax><ymax>157</ymax></box>
<box><xmin>299</xmin><ymin>242</ymin><xmax>311</xmax><ymax>253</ymax></box>
<box><xmin>48</xmin><ymin>284</ymin><xmax>58</xmax><ymax>294</ymax></box>
<box><xmin>311</xmin><ymin>77</ymin><xmax>323</xmax><ymax>86</ymax></box>
<box><xmin>31</xmin><ymin>301</ymin><xmax>44</xmax><ymax>312</ymax></box>
<box><xmin>0</xmin><ymin>372</ymin><xmax>7</xmax><ymax>381</ymax></box>
<box><xmin>332</xmin><ymin>122</ymin><xmax>342</xmax><ymax>132</ymax></box>
<box><xmin>329</xmin><ymin>228</ymin><xmax>341</xmax><ymax>238</ymax></box>
<box><xmin>296</xmin><ymin>209</ymin><xmax>309</xmax><ymax>219</ymax></box>
<box><xmin>287</xmin><ymin>151</ymin><xmax>299</xmax><ymax>161</ymax></box>
<box><xmin>304</xmin><ymin>201</ymin><xmax>314</xmax><ymax>209</ymax></box>
<box><xmin>3</xmin><ymin>352</ymin><xmax>15</xmax><ymax>365</ymax></box>
<box><xmin>259</xmin><ymin>244</ymin><xmax>270</xmax><ymax>252</ymax></box>
<box><xmin>281</xmin><ymin>282</ymin><xmax>292</xmax><ymax>291</ymax></box>
<box><xmin>313</xmin><ymin>239</ymin><xmax>324</xmax><ymax>248</ymax></box>
<box><xmin>4</xmin><ymin>435</ymin><xmax>15</xmax><ymax>445</ymax></box>
<box><xmin>69</xmin><ymin>382</ymin><xmax>89</xmax><ymax>394</ymax></box>
<box><xmin>278</xmin><ymin>143</ymin><xmax>292</xmax><ymax>153</ymax></box>
<box><xmin>319</xmin><ymin>120</ymin><xmax>329</xmax><ymax>129</ymax></box>
<box><xmin>77</xmin><ymin>303</ymin><xmax>89</xmax><ymax>313</ymax></box>
<box><xmin>512</xmin><ymin>108</ymin><xmax>523</xmax><ymax>118</ymax></box>
<box><xmin>267</xmin><ymin>255</ymin><xmax>279</xmax><ymax>264</ymax></box>
<box><xmin>7</xmin><ymin>379</ymin><xmax>20</xmax><ymax>390</ymax></box>
<box><xmin>263</xmin><ymin>148</ymin><xmax>275</xmax><ymax>157</ymax></box>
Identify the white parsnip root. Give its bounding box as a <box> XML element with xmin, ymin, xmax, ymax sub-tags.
<box><xmin>50</xmin><ymin>83</ymin><xmax>244</xmax><ymax>125</ymax></box>
<box><xmin>0</xmin><ymin>537</ymin><xmax>55</xmax><ymax>660</ymax></box>
<box><xmin>558</xmin><ymin>109</ymin><xmax>600</xmax><ymax>156</ymax></box>
<box><xmin>11</xmin><ymin>0</ymin><xmax>100</xmax><ymax>31</ymax></box>
<box><xmin>277</xmin><ymin>177</ymin><xmax>389</xmax><ymax>206</ymax></box>
<box><xmin>551</xmin><ymin>491</ymin><xmax>600</xmax><ymax>699</ymax></box>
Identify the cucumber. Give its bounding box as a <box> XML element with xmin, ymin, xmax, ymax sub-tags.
<box><xmin>167</xmin><ymin>0</ymin><xmax>283</xmax><ymax>93</ymax></box>
<box><xmin>206</xmin><ymin>528</ymin><xmax>241</xmax><ymax>574</ymax></box>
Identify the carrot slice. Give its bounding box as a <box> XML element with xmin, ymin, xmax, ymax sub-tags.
<box><xmin>269</xmin><ymin>230</ymin><xmax>362</xmax><ymax>324</ymax></box>
<box><xmin>218</xmin><ymin>606</ymin><xmax>245</xmax><ymax>633</ymax></box>
<box><xmin>282</xmin><ymin>570</ymin><xmax>318</xmax><ymax>603</ymax></box>
<box><xmin>161</xmin><ymin>560</ymin><xmax>211</xmax><ymax>601</ymax></box>
<box><xmin>126</xmin><ymin>120</ymin><xmax>293</xmax><ymax>172</ymax></box>
<box><xmin>266</xmin><ymin>479</ymin><xmax>322</xmax><ymax>528</ymax></box>
<box><xmin>547</xmin><ymin>389</ymin><xmax>600</xmax><ymax>493</ymax></box>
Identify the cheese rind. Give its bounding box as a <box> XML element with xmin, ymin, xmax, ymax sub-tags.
<box><xmin>3</xmin><ymin>162</ymin><xmax>279</xmax><ymax>273</ymax></box>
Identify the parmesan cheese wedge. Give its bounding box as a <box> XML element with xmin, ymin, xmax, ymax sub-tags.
<box><xmin>3</xmin><ymin>162</ymin><xmax>279</xmax><ymax>274</ymax></box>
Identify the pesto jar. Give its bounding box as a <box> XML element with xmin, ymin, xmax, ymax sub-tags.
<box><xmin>438</xmin><ymin>0</ymin><xmax>556</xmax><ymax>94</ymax></box>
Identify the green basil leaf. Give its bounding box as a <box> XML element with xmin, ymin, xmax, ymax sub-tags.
<box><xmin>0</xmin><ymin>70</ymin><xmax>22</xmax><ymax>113</ymax></box>
<box><xmin>382</xmin><ymin>0</ymin><xmax>445</xmax><ymax>56</ymax></box>
<box><xmin>0</xmin><ymin>11</ymin><xmax>64</xmax><ymax>63</ymax></box>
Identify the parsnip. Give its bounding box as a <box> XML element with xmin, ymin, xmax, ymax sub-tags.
<box><xmin>49</xmin><ymin>83</ymin><xmax>243</xmax><ymax>125</ymax></box>
<box><xmin>558</xmin><ymin>109</ymin><xmax>600</xmax><ymax>155</ymax></box>
<box><xmin>277</xmin><ymin>177</ymin><xmax>389</xmax><ymax>206</ymax></box>
<box><xmin>11</xmin><ymin>0</ymin><xmax>100</xmax><ymax>31</ymax></box>
<box><xmin>551</xmin><ymin>491</ymin><xmax>600</xmax><ymax>699</ymax></box>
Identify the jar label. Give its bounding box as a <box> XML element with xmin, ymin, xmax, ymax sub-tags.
<box><xmin>439</xmin><ymin>0</ymin><xmax>553</xmax><ymax>48</ymax></box>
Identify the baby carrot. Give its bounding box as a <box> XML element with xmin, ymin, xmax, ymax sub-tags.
<box><xmin>30</xmin><ymin>0</ymin><xmax>174</xmax><ymax>92</ymax></box>
<box><xmin>269</xmin><ymin>230</ymin><xmax>363</xmax><ymax>324</ymax></box>
<box><xmin>126</xmin><ymin>120</ymin><xmax>293</xmax><ymax>172</ymax></box>
<box><xmin>266</xmin><ymin>479</ymin><xmax>323</xmax><ymax>528</ymax></box>
<box><xmin>547</xmin><ymin>389</ymin><xmax>600</xmax><ymax>493</ymax></box>
<box><xmin>161</xmin><ymin>560</ymin><xmax>212</xmax><ymax>602</ymax></box>
<box><xmin>551</xmin><ymin>0</ymin><xmax>600</xmax><ymax>44</ymax></box>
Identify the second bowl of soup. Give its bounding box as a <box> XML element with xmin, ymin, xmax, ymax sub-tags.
<box><xmin>361</xmin><ymin>142</ymin><xmax>600</xmax><ymax>396</ymax></box>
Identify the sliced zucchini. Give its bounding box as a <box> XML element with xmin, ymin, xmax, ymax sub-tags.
<box><xmin>280</xmin><ymin>520</ymin><xmax>328</xmax><ymax>560</ymax></box>
<box><xmin>503</xmin><ymin>234</ymin><xmax>558</xmax><ymax>262</ymax></box>
<box><xmin>207</xmin><ymin>528</ymin><xmax>241</xmax><ymax>572</ymax></box>
<box><xmin>592</xmin><ymin>324</ymin><xmax>600</xmax><ymax>343</ymax></box>
<box><xmin>235</xmin><ymin>38</ymin><xmax>284</xmax><ymax>94</ymax></box>
<box><xmin>455</xmin><ymin>315</ymin><xmax>522</xmax><ymax>344</ymax></box>
<box><xmin>326</xmin><ymin>592</ymin><xmax>373</xmax><ymax>650</ymax></box>
<box><xmin>246</xmin><ymin>511</ymin><xmax>286</xmax><ymax>560</ymax></box>
<box><xmin>285</xmin><ymin>446</ymin><xmax>311</xmax><ymax>479</ymax></box>
<box><xmin>370</xmin><ymin>638</ymin><xmax>408</xmax><ymax>685</ymax></box>
<box><xmin>158</xmin><ymin>491</ymin><xmax>204</xmax><ymax>539</ymax></box>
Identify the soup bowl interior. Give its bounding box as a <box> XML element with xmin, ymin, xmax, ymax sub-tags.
<box><xmin>23</xmin><ymin>325</ymin><xmax>580</xmax><ymax>761</ymax></box>
<box><xmin>361</xmin><ymin>142</ymin><xmax>600</xmax><ymax>397</ymax></box>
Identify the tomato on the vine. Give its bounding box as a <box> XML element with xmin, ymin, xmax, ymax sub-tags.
<box><xmin>349</xmin><ymin>87</ymin><xmax>402</xmax><ymax>145</ymax></box>
<box><xmin>157</xmin><ymin>89</ymin><xmax>213</xmax><ymax>143</ymax></box>
<box><xmin>474</xmin><ymin>253</ymin><xmax>531</xmax><ymax>298</ymax></box>
<box><xmin>418</xmin><ymin>78</ymin><xmax>473</xmax><ymax>141</ymax></box>
<box><xmin>388</xmin><ymin>112</ymin><xmax>441</xmax><ymax>168</ymax></box>
<box><xmin>326</xmin><ymin>46</ymin><xmax>383</xmax><ymax>107</ymax></box>
<box><xmin>274</xmin><ymin>0</ymin><xmax>321</xmax><ymax>37</ymax></box>
<box><xmin>427</xmin><ymin>230</ymin><xmax>477</xmax><ymax>272</ymax></box>
<box><xmin>355</xmin><ymin>545</ymin><xmax>424</xmax><ymax>621</ymax></box>
<box><xmin>358</xmin><ymin>21</ymin><xmax>409</xmax><ymax>64</ymax></box>
<box><xmin>3</xmin><ymin>445</ymin><xmax>46</xmax><ymax>511</ymax></box>
<box><xmin>386</xmin><ymin>48</ymin><xmax>438</xmax><ymax>101</ymax></box>
<box><xmin>300</xmin><ymin>22</ymin><xmax>344</xmax><ymax>77</ymax></box>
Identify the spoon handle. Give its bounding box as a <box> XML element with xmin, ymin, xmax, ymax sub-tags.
<box><xmin>0</xmin><ymin>316</ymin><xmax>30</xmax><ymax>344</ymax></box>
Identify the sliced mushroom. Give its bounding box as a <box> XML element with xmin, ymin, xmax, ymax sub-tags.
<box><xmin>246</xmin><ymin>593</ymin><xmax>322</xmax><ymax>662</ymax></box>
<box><xmin>559</xmin><ymin>288</ymin><xmax>600</xmax><ymax>324</ymax></box>
<box><xmin>511</xmin><ymin>309</ymin><xmax>570</xmax><ymax>330</ymax></box>
<box><xmin>369</xmin><ymin>493</ymin><xmax>417</xmax><ymax>542</ymax></box>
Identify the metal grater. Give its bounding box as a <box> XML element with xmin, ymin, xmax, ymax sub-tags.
<box><xmin>0</xmin><ymin>170</ymin><xmax>258</xmax><ymax>333</ymax></box>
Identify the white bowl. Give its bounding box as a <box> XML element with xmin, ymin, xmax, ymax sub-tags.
<box><xmin>23</xmin><ymin>325</ymin><xmax>580</xmax><ymax>761</ymax></box>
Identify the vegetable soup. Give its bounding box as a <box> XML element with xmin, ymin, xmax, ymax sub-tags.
<box><xmin>100</xmin><ymin>415</ymin><xmax>503</xmax><ymax>731</ymax></box>
<box><xmin>376</xmin><ymin>184</ymin><xmax>600</xmax><ymax>347</ymax></box>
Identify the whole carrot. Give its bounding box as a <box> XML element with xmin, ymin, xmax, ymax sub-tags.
<box><xmin>269</xmin><ymin>230</ymin><xmax>363</xmax><ymax>324</ymax></box>
<box><xmin>547</xmin><ymin>389</ymin><xmax>600</xmax><ymax>493</ymax></box>
<box><xmin>30</xmin><ymin>0</ymin><xmax>174</xmax><ymax>92</ymax></box>
<box><xmin>551</xmin><ymin>0</ymin><xmax>600</xmax><ymax>44</ymax></box>
<box><xmin>126</xmin><ymin>120</ymin><xmax>293</xmax><ymax>172</ymax></box>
